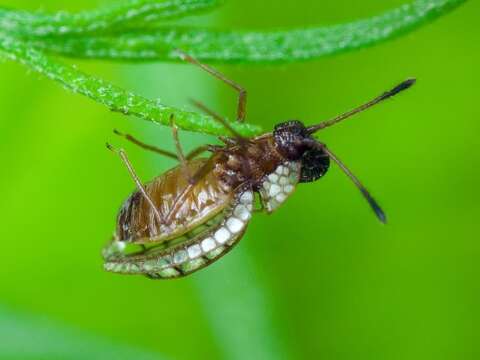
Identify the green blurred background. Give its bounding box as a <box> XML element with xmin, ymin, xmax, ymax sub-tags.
<box><xmin>0</xmin><ymin>1</ymin><xmax>478</xmax><ymax>359</ymax></box>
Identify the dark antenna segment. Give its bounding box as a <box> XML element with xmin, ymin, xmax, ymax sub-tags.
<box><xmin>323</xmin><ymin>146</ymin><xmax>387</xmax><ymax>224</ymax></box>
<box><xmin>307</xmin><ymin>78</ymin><xmax>416</xmax><ymax>134</ymax></box>
<box><xmin>303</xmin><ymin>138</ymin><xmax>387</xmax><ymax>223</ymax></box>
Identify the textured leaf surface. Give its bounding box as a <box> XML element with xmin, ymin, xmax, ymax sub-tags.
<box><xmin>0</xmin><ymin>34</ymin><xmax>260</xmax><ymax>136</ymax></box>
<box><xmin>20</xmin><ymin>0</ymin><xmax>467</xmax><ymax>64</ymax></box>
<box><xmin>0</xmin><ymin>0</ymin><xmax>221</xmax><ymax>37</ymax></box>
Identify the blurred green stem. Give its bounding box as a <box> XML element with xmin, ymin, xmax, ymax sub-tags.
<box><xmin>0</xmin><ymin>0</ymin><xmax>221</xmax><ymax>37</ymax></box>
<box><xmin>0</xmin><ymin>306</ymin><xmax>168</xmax><ymax>360</ymax></box>
<box><xmin>195</xmin><ymin>248</ymin><xmax>292</xmax><ymax>360</ymax></box>
<box><xmin>14</xmin><ymin>0</ymin><xmax>468</xmax><ymax>64</ymax></box>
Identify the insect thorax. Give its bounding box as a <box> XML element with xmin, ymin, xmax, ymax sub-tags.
<box><xmin>215</xmin><ymin>136</ymin><xmax>286</xmax><ymax>189</ymax></box>
<box><xmin>213</xmin><ymin>135</ymin><xmax>303</xmax><ymax>213</ymax></box>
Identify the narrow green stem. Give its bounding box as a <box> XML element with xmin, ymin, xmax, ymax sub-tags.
<box><xmin>0</xmin><ymin>34</ymin><xmax>261</xmax><ymax>137</ymax></box>
<box><xmin>0</xmin><ymin>0</ymin><xmax>221</xmax><ymax>38</ymax></box>
<box><xmin>21</xmin><ymin>0</ymin><xmax>467</xmax><ymax>64</ymax></box>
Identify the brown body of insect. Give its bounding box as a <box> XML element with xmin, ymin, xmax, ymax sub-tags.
<box><xmin>103</xmin><ymin>50</ymin><xmax>415</xmax><ymax>279</ymax></box>
<box><xmin>117</xmin><ymin>134</ymin><xmax>283</xmax><ymax>242</ymax></box>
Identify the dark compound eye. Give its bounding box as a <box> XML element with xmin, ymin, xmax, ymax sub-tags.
<box><xmin>273</xmin><ymin>120</ymin><xmax>308</xmax><ymax>160</ymax></box>
<box><xmin>300</xmin><ymin>147</ymin><xmax>330</xmax><ymax>183</ymax></box>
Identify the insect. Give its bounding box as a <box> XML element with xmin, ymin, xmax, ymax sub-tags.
<box><xmin>102</xmin><ymin>50</ymin><xmax>415</xmax><ymax>279</ymax></box>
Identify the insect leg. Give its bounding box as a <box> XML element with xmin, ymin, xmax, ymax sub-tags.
<box><xmin>106</xmin><ymin>143</ymin><xmax>164</xmax><ymax>226</ymax></box>
<box><xmin>176</xmin><ymin>49</ymin><xmax>247</xmax><ymax>123</ymax></box>
<box><xmin>189</xmin><ymin>98</ymin><xmax>224</xmax><ymax>122</ymax></box>
<box><xmin>169</xmin><ymin>114</ymin><xmax>194</xmax><ymax>183</ymax></box>
<box><xmin>186</xmin><ymin>145</ymin><xmax>217</xmax><ymax>160</ymax></box>
<box><xmin>189</xmin><ymin>98</ymin><xmax>245</xmax><ymax>142</ymax></box>
<box><xmin>254</xmin><ymin>192</ymin><xmax>266</xmax><ymax>213</ymax></box>
<box><xmin>114</xmin><ymin>128</ymin><xmax>216</xmax><ymax>161</ymax></box>
<box><xmin>113</xmin><ymin>129</ymin><xmax>177</xmax><ymax>159</ymax></box>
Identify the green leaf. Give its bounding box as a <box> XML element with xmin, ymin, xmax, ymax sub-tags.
<box><xmin>20</xmin><ymin>0</ymin><xmax>467</xmax><ymax>64</ymax></box>
<box><xmin>0</xmin><ymin>34</ymin><xmax>261</xmax><ymax>137</ymax></box>
<box><xmin>0</xmin><ymin>0</ymin><xmax>221</xmax><ymax>38</ymax></box>
<box><xmin>0</xmin><ymin>0</ymin><xmax>467</xmax><ymax>135</ymax></box>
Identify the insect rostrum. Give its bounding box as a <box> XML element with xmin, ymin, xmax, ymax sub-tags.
<box><xmin>103</xmin><ymin>51</ymin><xmax>415</xmax><ymax>279</ymax></box>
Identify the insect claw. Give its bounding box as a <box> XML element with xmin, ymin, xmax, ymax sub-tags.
<box><xmin>106</xmin><ymin>142</ymin><xmax>118</xmax><ymax>153</ymax></box>
<box><xmin>218</xmin><ymin>136</ymin><xmax>237</xmax><ymax>146</ymax></box>
<box><xmin>173</xmin><ymin>48</ymin><xmax>188</xmax><ymax>61</ymax></box>
<box><xmin>169</xmin><ymin>113</ymin><xmax>177</xmax><ymax>128</ymax></box>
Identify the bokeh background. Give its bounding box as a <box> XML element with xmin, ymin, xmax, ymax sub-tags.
<box><xmin>0</xmin><ymin>1</ymin><xmax>478</xmax><ymax>359</ymax></box>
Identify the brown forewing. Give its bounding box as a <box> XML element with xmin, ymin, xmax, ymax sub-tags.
<box><xmin>116</xmin><ymin>157</ymin><xmax>233</xmax><ymax>243</ymax></box>
<box><xmin>116</xmin><ymin>134</ymin><xmax>286</xmax><ymax>244</ymax></box>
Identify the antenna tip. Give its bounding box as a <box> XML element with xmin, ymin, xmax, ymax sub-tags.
<box><xmin>361</xmin><ymin>188</ymin><xmax>387</xmax><ymax>224</ymax></box>
<box><xmin>382</xmin><ymin>78</ymin><xmax>416</xmax><ymax>100</ymax></box>
<box><xmin>402</xmin><ymin>78</ymin><xmax>417</xmax><ymax>89</ymax></box>
<box><xmin>370</xmin><ymin>199</ymin><xmax>387</xmax><ymax>224</ymax></box>
<box><xmin>376</xmin><ymin>209</ymin><xmax>388</xmax><ymax>224</ymax></box>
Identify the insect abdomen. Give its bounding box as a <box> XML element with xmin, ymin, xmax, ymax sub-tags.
<box><xmin>115</xmin><ymin>158</ymin><xmax>232</xmax><ymax>244</ymax></box>
<box><xmin>104</xmin><ymin>189</ymin><xmax>254</xmax><ymax>279</ymax></box>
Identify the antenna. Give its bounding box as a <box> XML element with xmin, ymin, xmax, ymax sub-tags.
<box><xmin>303</xmin><ymin>139</ymin><xmax>386</xmax><ymax>223</ymax></box>
<box><xmin>307</xmin><ymin>78</ymin><xmax>416</xmax><ymax>134</ymax></box>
